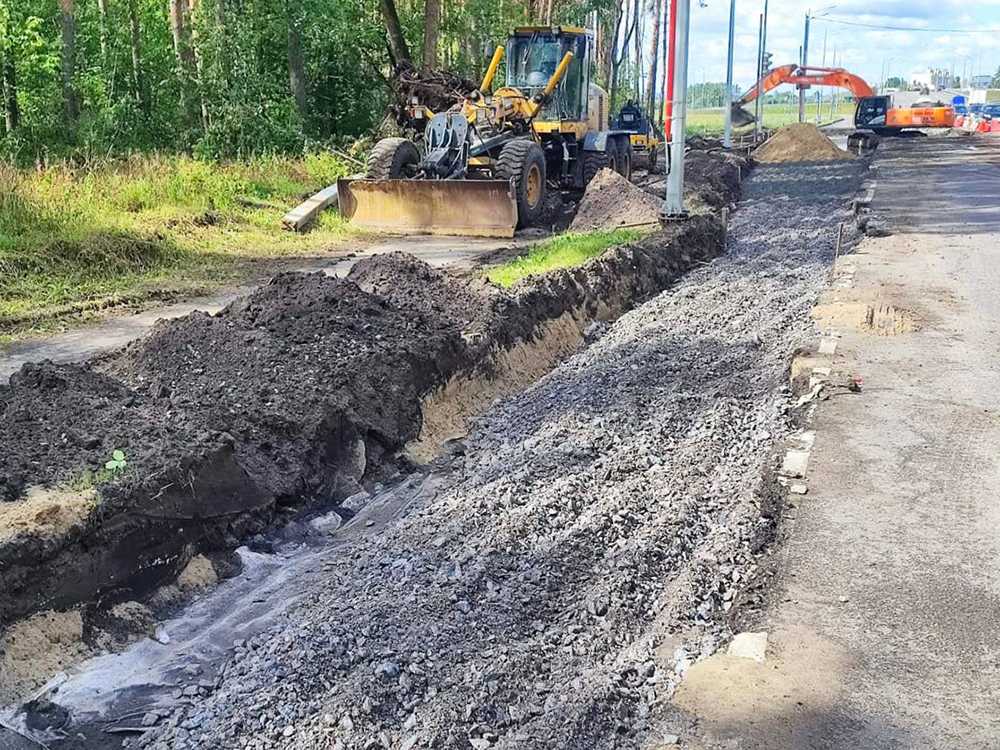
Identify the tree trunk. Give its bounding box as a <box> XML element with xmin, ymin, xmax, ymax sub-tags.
<box><xmin>287</xmin><ymin>5</ymin><xmax>307</xmax><ymax>121</ymax></box>
<box><xmin>645</xmin><ymin>0</ymin><xmax>661</xmax><ymax>116</ymax></box>
<box><xmin>169</xmin><ymin>0</ymin><xmax>201</xmax><ymax>128</ymax></box>
<box><xmin>126</xmin><ymin>0</ymin><xmax>147</xmax><ymax>114</ymax></box>
<box><xmin>59</xmin><ymin>0</ymin><xmax>79</xmax><ymax>122</ymax></box>
<box><xmin>603</xmin><ymin>1</ymin><xmax>622</xmax><ymax>90</ymax></box>
<box><xmin>633</xmin><ymin>0</ymin><xmax>641</xmax><ymax>100</ymax></box>
<box><xmin>1</xmin><ymin>48</ymin><xmax>19</xmax><ymax>133</ymax></box>
<box><xmin>609</xmin><ymin>0</ymin><xmax>636</xmax><ymax>112</ymax></box>
<box><xmin>422</xmin><ymin>0</ymin><xmax>440</xmax><ymax>70</ymax></box>
<box><xmin>96</xmin><ymin>0</ymin><xmax>110</xmax><ymax>65</ymax></box>
<box><xmin>215</xmin><ymin>0</ymin><xmax>231</xmax><ymax>85</ymax></box>
<box><xmin>188</xmin><ymin>0</ymin><xmax>210</xmax><ymax>129</ymax></box>
<box><xmin>379</xmin><ymin>0</ymin><xmax>411</xmax><ymax>66</ymax></box>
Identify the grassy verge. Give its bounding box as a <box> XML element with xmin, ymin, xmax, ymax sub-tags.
<box><xmin>686</xmin><ymin>101</ymin><xmax>858</xmax><ymax>135</ymax></box>
<box><xmin>0</xmin><ymin>152</ymin><xmax>358</xmax><ymax>338</ymax></box>
<box><xmin>485</xmin><ymin>228</ymin><xmax>645</xmax><ymax>288</ymax></box>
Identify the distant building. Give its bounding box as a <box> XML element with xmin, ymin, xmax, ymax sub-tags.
<box><xmin>910</xmin><ymin>68</ymin><xmax>954</xmax><ymax>91</ymax></box>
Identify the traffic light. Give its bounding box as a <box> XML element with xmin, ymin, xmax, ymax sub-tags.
<box><xmin>762</xmin><ymin>52</ymin><xmax>773</xmax><ymax>71</ymax></box>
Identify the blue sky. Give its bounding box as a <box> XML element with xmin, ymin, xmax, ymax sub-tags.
<box><xmin>683</xmin><ymin>1</ymin><xmax>1000</xmax><ymax>91</ymax></box>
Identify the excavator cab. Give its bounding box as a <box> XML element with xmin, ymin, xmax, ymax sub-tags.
<box><xmin>855</xmin><ymin>95</ymin><xmax>890</xmax><ymax>130</ymax></box>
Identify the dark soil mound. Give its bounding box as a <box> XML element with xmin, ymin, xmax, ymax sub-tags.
<box><xmin>685</xmin><ymin>149</ymin><xmax>747</xmax><ymax>208</ymax></box>
<box><xmin>0</xmin><ymin>363</ymin><xmax>198</xmax><ymax>503</ymax></box>
<box><xmin>0</xmin><ymin>218</ymin><xmax>724</xmax><ymax>629</ymax></box>
<box><xmin>638</xmin><ymin>148</ymin><xmax>748</xmax><ymax>210</ymax></box>
<box><xmin>103</xmin><ymin>271</ymin><xmax>466</xmax><ymax>501</ymax></box>
<box><xmin>346</xmin><ymin>251</ymin><xmax>499</xmax><ymax>336</ymax></box>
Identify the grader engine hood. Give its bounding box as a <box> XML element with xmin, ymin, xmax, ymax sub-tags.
<box><xmin>337</xmin><ymin>178</ymin><xmax>519</xmax><ymax>238</ymax></box>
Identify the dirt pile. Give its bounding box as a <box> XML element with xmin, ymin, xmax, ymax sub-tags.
<box><xmin>635</xmin><ymin>149</ymin><xmax>748</xmax><ymax>210</ymax></box>
<box><xmin>0</xmin><ymin>220</ymin><xmax>724</xmax><ymax>650</ymax></box>
<box><xmin>570</xmin><ymin>168</ymin><xmax>662</xmax><ymax>231</ymax></box>
<box><xmin>753</xmin><ymin>122</ymin><xmax>854</xmax><ymax>163</ymax></box>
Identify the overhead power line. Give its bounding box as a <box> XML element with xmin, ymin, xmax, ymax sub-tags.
<box><xmin>817</xmin><ymin>16</ymin><xmax>1000</xmax><ymax>34</ymax></box>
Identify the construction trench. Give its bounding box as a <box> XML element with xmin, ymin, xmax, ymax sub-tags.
<box><xmin>0</xmin><ymin>131</ymin><xmax>868</xmax><ymax>749</ymax></box>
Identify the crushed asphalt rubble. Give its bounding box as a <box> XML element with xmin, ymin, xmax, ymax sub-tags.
<box><xmin>2</xmin><ymin>158</ymin><xmax>865</xmax><ymax>750</ymax></box>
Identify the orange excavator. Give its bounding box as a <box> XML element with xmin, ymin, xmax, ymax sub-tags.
<box><xmin>730</xmin><ymin>64</ymin><xmax>873</xmax><ymax>127</ymax></box>
<box><xmin>731</xmin><ymin>64</ymin><xmax>955</xmax><ymax>135</ymax></box>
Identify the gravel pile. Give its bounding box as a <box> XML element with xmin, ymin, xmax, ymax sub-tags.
<box><xmin>133</xmin><ymin>159</ymin><xmax>865</xmax><ymax>750</ymax></box>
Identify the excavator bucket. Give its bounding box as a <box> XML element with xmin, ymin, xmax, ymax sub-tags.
<box><xmin>337</xmin><ymin>178</ymin><xmax>518</xmax><ymax>238</ymax></box>
<box><xmin>730</xmin><ymin>103</ymin><xmax>756</xmax><ymax>128</ymax></box>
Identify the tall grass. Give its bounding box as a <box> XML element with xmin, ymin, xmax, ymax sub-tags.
<box><xmin>0</xmin><ymin>153</ymin><xmax>356</xmax><ymax>333</ymax></box>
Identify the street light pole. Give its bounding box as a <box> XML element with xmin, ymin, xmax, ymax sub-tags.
<box><xmin>799</xmin><ymin>11</ymin><xmax>810</xmax><ymax>122</ymax></box>
<box><xmin>663</xmin><ymin>0</ymin><xmax>690</xmax><ymax>218</ymax></box>
<box><xmin>723</xmin><ymin>0</ymin><xmax>736</xmax><ymax>147</ymax></box>
<box><xmin>754</xmin><ymin>13</ymin><xmax>763</xmax><ymax>142</ymax></box>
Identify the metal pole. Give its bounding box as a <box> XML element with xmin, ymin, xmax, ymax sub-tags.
<box><xmin>723</xmin><ymin>0</ymin><xmax>736</xmax><ymax>148</ymax></box>
<box><xmin>754</xmin><ymin>13</ymin><xmax>763</xmax><ymax>142</ymax></box>
<box><xmin>760</xmin><ymin>0</ymin><xmax>768</xmax><ymax>130</ymax></box>
<box><xmin>816</xmin><ymin>28</ymin><xmax>827</xmax><ymax>123</ymax></box>
<box><xmin>798</xmin><ymin>11</ymin><xmax>810</xmax><ymax>122</ymax></box>
<box><xmin>663</xmin><ymin>0</ymin><xmax>690</xmax><ymax>218</ymax></box>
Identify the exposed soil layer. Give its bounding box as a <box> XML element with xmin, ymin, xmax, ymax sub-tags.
<box><xmin>633</xmin><ymin>148</ymin><xmax>748</xmax><ymax>212</ymax></box>
<box><xmin>0</xmin><ymin>218</ymin><xmax>723</xmax><ymax>660</ymax></box>
<box><xmin>753</xmin><ymin>122</ymin><xmax>854</xmax><ymax>163</ymax></box>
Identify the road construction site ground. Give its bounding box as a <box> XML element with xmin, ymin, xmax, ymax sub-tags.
<box><xmin>1</xmin><ymin>150</ymin><xmax>865</xmax><ymax>749</ymax></box>
<box><xmin>0</xmin><ymin>147</ymin><xmax>742</xmax><ymax>384</ymax></box>
<box><xmin>0</xmin><ymin>237</ymin><xmax>515</xmax><ymax>383</ymax></box>
<box><xmin>676</xmin><ymin>135</ymin><xmax>1000</xmax><ymax>748</ymax></box>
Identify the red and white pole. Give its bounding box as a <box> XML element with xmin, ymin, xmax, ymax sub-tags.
<box><xmin>664</xmin><ymin>0</ymin><xmax>690</xmax><ymax>218</ymax></box>
<box><xmin>664</xmin><ymin>0</ymin><xmax>678</xmax><ymax>138</ymax></box>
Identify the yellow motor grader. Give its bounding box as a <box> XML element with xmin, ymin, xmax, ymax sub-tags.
<box><xmin>338</xmin><ymin>27</ymin><xmax>635</xmax><ymax>238</ymax></box>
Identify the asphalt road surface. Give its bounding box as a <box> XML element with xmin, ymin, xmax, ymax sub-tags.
<box><xmin>677</xmin><ymin>135</ymin><xmax>1000</xmax><ymax>748</ymax></box>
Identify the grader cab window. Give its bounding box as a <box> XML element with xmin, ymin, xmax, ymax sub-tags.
<box><xmin>507</xmin><ymin>32</ymin><xmax>586</xmax><ymax>121</ymax></box>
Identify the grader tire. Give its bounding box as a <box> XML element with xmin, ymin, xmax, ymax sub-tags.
<box><xmin>496</xmin><ymin>140</ymin><xmax>546</xmax><ymax>228</ymax></box>
<box><xmin>606</xmin><ymin>142</ymin><xmax>621</xmax><ymax>175</ymax></box>
<box><xmin>366</xmin><ymin>138</ymin><xmax>420</xmax><ymax>179</ymax></box>
<box><xmin>583</xmin><ymin>150</ymin><xmax>610</xmax><ymax>187</ymax></box>
<box><xmin>615</xmin><ymin>137</ymin><xmax>633</xmax><ymax>180</ymax></box>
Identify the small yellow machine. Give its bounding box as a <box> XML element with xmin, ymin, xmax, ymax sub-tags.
<box><xmin>613</xmin><ymin>102</ymin><xmax>663</xmax><ymax>170</ymax></box>
<box><xmin>339</xmin><ymin>27</ymin><xmax>635</xmax><ymax>237</ymax></box>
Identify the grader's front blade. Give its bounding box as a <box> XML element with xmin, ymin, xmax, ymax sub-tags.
<box><xmin>337</xmin><ymin>179</ymin><xmax>518</xmax><ymax>238</ymax></box>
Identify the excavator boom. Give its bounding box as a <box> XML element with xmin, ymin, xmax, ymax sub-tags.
<box><xmin>732</xmin><ymin>65</ymin><xmax>875</xmax><ymax>127</ymax></box>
